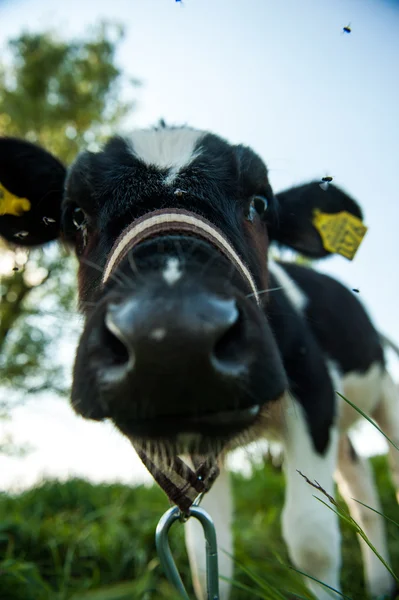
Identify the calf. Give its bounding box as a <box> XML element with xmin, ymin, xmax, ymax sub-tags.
<box><xmin>0</xmin><ymin>126</ymin><xmax>398</xmax><ymax>599</ymax></box>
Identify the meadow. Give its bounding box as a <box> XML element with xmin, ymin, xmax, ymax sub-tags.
<box><xmin>1</xmin><ymin>454</ymin><xmax>398</xmax><ymax>600</ymax></box>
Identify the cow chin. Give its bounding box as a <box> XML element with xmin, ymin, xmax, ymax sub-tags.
<box><xmin>116</xmin><ymin>392</ymin><xmax>288</xmax><ymax>458</ymax></box>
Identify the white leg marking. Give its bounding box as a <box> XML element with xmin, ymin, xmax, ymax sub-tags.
<box><xmin>162</xmin><ymin>257</ymin><xmax>182</xmax><ymax>286</ymax></box>
<box><xmin>128</xmin><ymin>127</ymin><xmax>204</xmax><ymax>184</ymax></box>
<box><xmin>339</xmin><ymin>362</ymin><xmax>384</xmax><ymax>431</ymax></box>
<box><xmin>336</xmin><ymin>434</ymin><xmax>394</xmax><ymax>597</ymax></box>
<box><xmin>281</xmin><ymin>397</ymin><xmax>341</xmax><ymax>599</ymax></box>
<box><xmin>184</xmin><ymin>464</ymin><xmax>233</xmax><ymax>600</ymax></box>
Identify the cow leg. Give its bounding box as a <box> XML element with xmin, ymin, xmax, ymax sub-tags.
<box><xmin>335</xmin><ymin>434</ymin><xmax>394</xmax><ymax>598</ymax></box>
<box><xmin>281</xmin><ymin>398</ymin><xmax>342</xmax><ymax>599</ymax></box>
<box><xmin>372</xmin><ymin>371</ymin><xmax>399</xmax><ymax>503</ymax></box>
<box><xmin>184</xmin><ymin>463</ymin><xmax>233</xmax><ymax>600</ymax></box>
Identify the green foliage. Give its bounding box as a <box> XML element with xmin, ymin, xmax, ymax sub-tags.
<box><xmin>0</xmin><ymin>457</ymin><xmax>397</xmax><ymax>600</ymax></box>
<box><xmin>0</xmin><ymin>246</ymin><xmax>79</xmax><ymax>402</ymax></box>
<box><xmin>0</xmin><ymin>22</ymin><xmax>138</xmax><ymax>162</ymax></box>
<box><xmin>0</xmin><ymin>23</ymin><xmax>138</xmax><ymax>433</ymax></box>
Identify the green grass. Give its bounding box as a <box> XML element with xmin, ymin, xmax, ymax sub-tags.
<box><xmin>0</xmin><ymin>455</ymin><xmax>398</xmax><ymax>600</ymax></box>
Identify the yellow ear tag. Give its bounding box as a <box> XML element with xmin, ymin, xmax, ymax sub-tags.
<box><xmin>0</xmin><ymin>182</ymin><xmax>31</xmax><ymax>217</ymax></box>
<box><xmin>312</xmin><ymin>209</ymin><xmax>368</xmax><ymax>260</ymax></box>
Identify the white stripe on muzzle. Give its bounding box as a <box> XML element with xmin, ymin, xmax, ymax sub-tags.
<box><xmin>102</xmin><ymin>208</ymin><xmax>260</xmax><ymax>305</ymax></box>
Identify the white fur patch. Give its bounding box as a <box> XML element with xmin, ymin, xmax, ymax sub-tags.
<box><xmin>281</xmin><ymin>397</ymin><xmax>341</xmax><ymax>599</ymax></box>
<box><xmin>339</xmin><ymin>362</ymin><xmax>384</xmax><ymax>431</ymax></box>
<box><xmin>149</xmin><ymin>328</ymin><xmax>166</xmax><ymax>341</ymax></box>
<box><xmin>162</xmin><ymin>257</ymin><xmax>182</xmax><ymax>286</ymax></box>
<box><xmin>129</xmin><ymin>127</ymin><xmax>204</xmax><ymax>184</ymax></box>
<box><xmin>327</xmin><ymin>360</ymin><xmax>342</xmax><ymax>397</ymax></box>
<box><xmin>268</xmin><ymin>259</ymin><xmax>308</xmax><ymax>311</ymax></box>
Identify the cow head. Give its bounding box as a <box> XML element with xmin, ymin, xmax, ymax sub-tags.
<box><xmin>0</xmin><ymin>126</ymin><xmax>363</xmax><ymax>455</ymax></box>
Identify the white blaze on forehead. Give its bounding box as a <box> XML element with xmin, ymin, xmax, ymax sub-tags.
<box><xmin>129</xmin><ymin>127</ymin><xmax>204</xmax><ymax>184</ymax></box>
<box><xmin>163</xmin><ymin>257</ymin><xmax>182</xmax><ymax>286</ymax></box>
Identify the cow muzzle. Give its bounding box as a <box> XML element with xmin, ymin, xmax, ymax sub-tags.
<box><xmin>72</xmin><ymin>208</ymin><xmax>286</xmax><ymax>451</ymax></box>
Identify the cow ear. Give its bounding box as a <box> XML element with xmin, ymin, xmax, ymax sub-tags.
<box><xmin>269</xmin><ymin>181</ymin><xmax>366</xmax><ymax>259</ymax></box>
<box><xmin>0</xmin><ymin>137</ymin><xmax>66</xmax><ymax>246</ymax></box>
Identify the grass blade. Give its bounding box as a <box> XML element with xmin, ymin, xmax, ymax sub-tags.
<box><xmin>337</xmin><ymin>393</ymin><xmax>399</xmax><ymax>451</ymax></box>
<box><xmin>352</xmin><ymin>498</ymin><xmax>399</xmax><ymax>528</ymax></box>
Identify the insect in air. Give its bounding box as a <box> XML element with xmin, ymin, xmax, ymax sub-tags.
<box><xmin>14</xmin><ymin>231</ymin><xmax>29</xmax><ymax>239</ymax></box>
<box><xmin>43</xmin><ymin>216</ymin><xmax>56</xmax><ymax>225</ymax></box>
<box><xmin>319</xmin><ymin>175</ymin><xmax>334</xmax><ymax>191</ymax></box>
<box><xmin>174</xmin><ymin>188</ymin><xmax>188</xmax><ymax>198</ymax></box>
<box><xmin>343</xmin><ymin>23</ymin><xmax>351</xmax><ymax>34</ymax></box>
<box><xmin>352</xmin><ymin>288</ymin><xmax>360</xmax><ymax>293</ymax></box>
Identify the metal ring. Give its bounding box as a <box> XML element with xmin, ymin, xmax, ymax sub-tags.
<box><xmin>155</xmin><ymin>505</ymin><xmax>220</xmax><ymax>599</ymax></box>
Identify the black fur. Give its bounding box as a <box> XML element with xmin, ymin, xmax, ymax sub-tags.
<box><xmin>0</xmin><ymin>138</ymin><xmax>65</xmax><ymax>245</ymax></box>
<box><xmin>280</xmin><ymin>263</ymin><xmax>384</xmax><ymax>374</ymax></box>
<box><xmin>267</xmin><ymin>264</ymin><xmax>384</xmax><ymax>453</ymax></box>
<box><xmin>270</xmin><ymin>181</ymin><xmax>363</xmax><ymax>257</ymax></box>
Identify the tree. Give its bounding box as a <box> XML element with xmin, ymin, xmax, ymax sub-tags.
<box><xmin>0</xmin><ymin>23</ymin><xmax>139</xmax><ymax>445</ymax></box>
<box><xmin>0</xmin><ymin>22</ymin><xmax>137</xmax><ymax>161</ymax></box>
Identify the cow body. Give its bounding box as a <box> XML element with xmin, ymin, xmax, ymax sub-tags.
<box><xmin>187</xmin><ymin>260</ymin><xmax>397</xmax><ymax>600</ymax></box>
<box><xmin>0</xmin><ymin>125</ymin><xmax>398</xmax><ymax>599</ymax></box>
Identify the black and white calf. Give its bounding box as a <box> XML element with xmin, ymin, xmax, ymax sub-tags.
<box><xmin>0</xmin><ymin>126</ymin><xmax>398</xmax><ymax>599</ymax></box>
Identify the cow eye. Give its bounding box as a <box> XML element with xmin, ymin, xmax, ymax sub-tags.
<box><xmin>246</xmin><ymin>195</ymin><xmax>269</xmax><ymax>221</ymax></box>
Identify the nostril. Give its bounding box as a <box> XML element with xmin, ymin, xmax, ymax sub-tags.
<box><xmin>103</xmin><ymin>313</ymin><xmax>131</xmax><ymax>366</ymax></box>
<box><xmin>212</xmin><ymin>307</ymin><xmax>249</xmax><ymax>374</ymax></box>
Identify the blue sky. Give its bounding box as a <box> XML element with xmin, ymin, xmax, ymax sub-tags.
<box><xmin>1</xmin><ymin>0</ymin><xmax>399</xmax><ymax>490</ymax></box>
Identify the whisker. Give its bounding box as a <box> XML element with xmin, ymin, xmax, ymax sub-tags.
<box><xmin>198</xmin><ymin>246</ymin><xmax>230</xmax><ymax>278</ymax></box>
<box><xmin>186</xmin><ymin>237</ymin><xmax>205</xmax><ymax>263</ymax></box>
<box><xmin>227</xmin><ymin>261</ymin><xmax>236</xmax><ymax>281</ymax></box>
<box><xmin>246</xmin><ymin>285</ymin><xmax>283</xmax><ymax>298</ymax></box>
<box><xmin>79</xmin><ymin>257</ymin><xmax>104</xmax><ymax>274</ymax></box>
<box><xmin>80</xmin><ymin>257</ymin><xmax>130</xmax><ymax>287</ymax></box>
<box><xmin>127</xmin><ymin>251</ymin><xmax>141</xmax><ymax>280</ymax></box>
<box><xmin>172</xmin><ymin>238</ymin><xmax>186</xmax><ymax>269</ymax></box>
<box><xmin>72</xmin><ymin>397</ymin><xmax>83</xmax><ymax>409</ymax></box>
<box><xmin>236</xmin><ymin>380</ymin><xmax>262</xmax><ymax>408</ymax></box>
<box><xmin>79</xmin><ymin>300</ymin><xmax>98</xmax><ymax>307</ymax></box>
